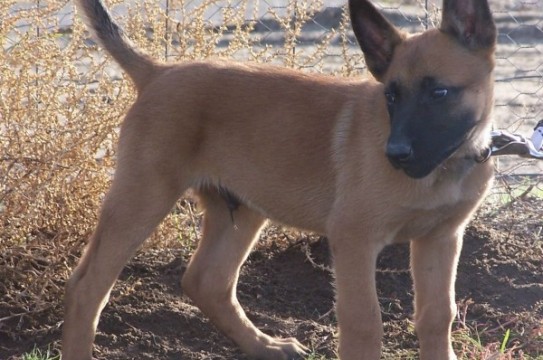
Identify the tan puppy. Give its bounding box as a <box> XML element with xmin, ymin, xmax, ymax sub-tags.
<box><xmin>63</xmin><ymin>0</ymin><xmax>497</xmax><ymax>359</ymax></box>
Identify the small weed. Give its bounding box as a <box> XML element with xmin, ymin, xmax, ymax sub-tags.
<box><xmin>500</xmin><ymin>329</ymin><xmax>511</xmax><ymax>353</ymax></box>
<box><xmin>21</xmin><ymin>346</ymin><xmax>60</xmax><ymax>360</ymax></box>
<box><xmin>305</xmin><ymin>352</ymin><xmax>329</xmax><ymax>360</ymax></box>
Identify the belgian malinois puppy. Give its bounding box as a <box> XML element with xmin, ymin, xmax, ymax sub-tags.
<box><xmin>63</xmin><ymin>0</ymin><xmax>497</xmax><ymax>358</ymax></box>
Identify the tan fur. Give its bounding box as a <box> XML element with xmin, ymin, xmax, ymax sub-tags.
<box><xmin>63</xmin><ymin>1</ymin><xmax>496</xmax><ymax>359</ymax></box>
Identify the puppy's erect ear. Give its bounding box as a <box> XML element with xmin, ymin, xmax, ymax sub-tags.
<box><xmin>440</xmin><ymin>0</ymin><xmax>496</xmax><ymax>50</ymax></box>
<box><xmin>349</xmin><ymin>0</ymin><xmax>404</xmax><ymax>81</ymax></box>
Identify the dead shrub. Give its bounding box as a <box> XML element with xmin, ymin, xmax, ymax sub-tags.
<box><xmin>0</xmin><ymin>0</ymin><xmax>360</xmax><ymax>315</ymax></box>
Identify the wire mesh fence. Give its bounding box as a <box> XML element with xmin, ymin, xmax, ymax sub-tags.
<box><xmin>1</xmin><ymin>0</ymin><xmax>542</xmax><ymax>252</ymax></box>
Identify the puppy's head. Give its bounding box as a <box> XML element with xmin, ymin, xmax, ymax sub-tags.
<box><xmin>350</xmin><ymin>0</ymin><xmax>496</xmax><ymax>179</ymax></box>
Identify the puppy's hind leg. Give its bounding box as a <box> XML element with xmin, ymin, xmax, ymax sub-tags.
<box><xmin>182</xmin><ymin>188</ymin><xmax>308</xmax><ymax>360</ymax></box>
<box><xmin>62</xmin><ymin>158</ymin><xmax>185</xmax><ymax>360</ymax></box>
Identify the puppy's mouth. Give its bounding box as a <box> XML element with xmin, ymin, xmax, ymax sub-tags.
<box><xmin>388</xmin><ymin>134</ymin><xmax>470</xmax><ymax>179</ymax></box>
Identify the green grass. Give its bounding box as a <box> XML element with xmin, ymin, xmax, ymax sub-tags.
<box><xmin>453</xmin><ymin>324</ymin><xmax>543</xmax><ymax>360</ymax></box>
<box><xmin>500</xmin><ymin>329</ymin><xmax>511</xmax><ymax>353</ymax></box>
<box><xmin>21</xmin><ymin>346</ymin><xmax>60</xmax><ymax>360</ymax></box>
<box><xmin>305</xmin><ymin>354</ymin><xmax>328</xmax><ymax>360</ymax></box>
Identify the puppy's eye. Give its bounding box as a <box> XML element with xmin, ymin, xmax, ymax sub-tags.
<box><xmin>431</xmin><ymin>88</ymin><xmax>448</xmax><ymax>100</ymax></box>
<box><xmin>385</xmin><ymin>91</ymin><xmax>396</xmax><ymax>105</ymax></box>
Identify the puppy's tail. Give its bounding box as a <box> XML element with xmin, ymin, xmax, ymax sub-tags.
<box><xmin>75</xmin><ymin>0</ymin><xmax>156</xmax><ymax>91</ymax></box>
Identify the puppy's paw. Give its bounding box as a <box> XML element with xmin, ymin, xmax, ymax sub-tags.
<box><xmin>247</xmin><ymin>336</ymin><xmax>308</xmax><ymax>360</ymax></box>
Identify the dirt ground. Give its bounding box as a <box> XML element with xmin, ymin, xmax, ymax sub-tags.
<box><xmin>1</xmin><ymin>195</ymin><xmax>542</xmax><ymax>359</ymax></box>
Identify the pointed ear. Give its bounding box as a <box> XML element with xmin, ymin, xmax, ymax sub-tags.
<box><xmin>349</xmin><ymin>0</ymin><xmax>404</xmax><ymax>81</ymax></box>
<box><xmin>440</xmin><ymin>0</ymin><xmax>496</xmax><ymax>50</ymax></box>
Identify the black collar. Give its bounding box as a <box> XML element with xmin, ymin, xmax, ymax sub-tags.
<box><xmin>474</xmin><ymin>147</ymin><xmax>492</xmax><ymax>163</ymax></box>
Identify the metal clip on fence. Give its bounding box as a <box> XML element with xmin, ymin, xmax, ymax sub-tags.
<box><xmin>489</xmin><ymin>120</ymin><xmax>543</xmax><ymax>160</ymax></box>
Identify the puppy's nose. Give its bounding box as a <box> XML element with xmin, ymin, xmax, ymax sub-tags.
<box><xmin>386</xmin><ymin>142</ymin><xmax>413</xmax><ymax>168</ymax></box>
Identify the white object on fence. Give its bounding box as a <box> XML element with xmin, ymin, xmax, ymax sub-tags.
<box><xmin>531</xmin><ymin>120</ymin><xmax>543</xmax><ymax>152</ymax></box>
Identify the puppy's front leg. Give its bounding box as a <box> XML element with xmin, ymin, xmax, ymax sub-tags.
<box><xmin>410</xmin><ymin>225</ymin><xmax>463</xmax><ymax>360</ymax></box>
<box><xmin>329</xmin><ymin>222</ymin><xmax>385</xmax><ymax>360</ymax></box>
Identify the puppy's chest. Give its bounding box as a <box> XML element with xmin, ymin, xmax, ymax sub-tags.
<box><xmin>390</xmin><ymin>186</ymin><xmax>472</xmax><ymax>243</ymax></box>
<box><xmin>392</xmin><ymin>207</ymin><xmax>451</xmax><ymax>243</ymax></box>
